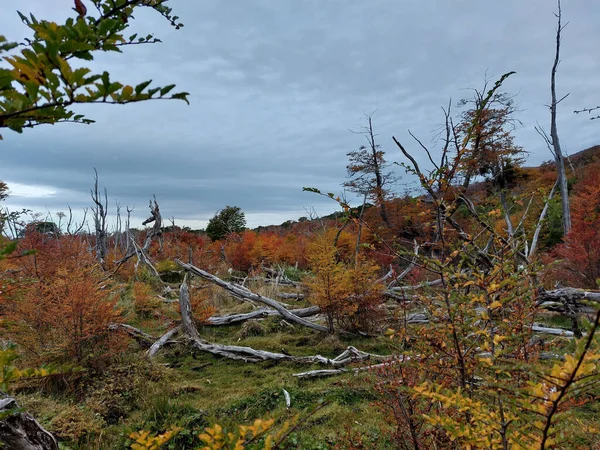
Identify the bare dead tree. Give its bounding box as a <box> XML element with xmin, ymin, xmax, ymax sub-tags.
<box><xmin>142</xmin><ymin>195</ymin><xmax>162</xmax><ymax>253</ymax></box>
<box><xmin>114</xmin><ymin>201</ymin><xmax>122</xmax><ymax>253</ymax></box>
<box><xmin>548</xmin><ymin>0</ymin><xmax>571</xmax><ymax>235</ymax></box>
<box><xmin>125</xmin><ymin>205</ymin><xmax>133</xmax><ymax>255</ymax></box>
<box><xmin>65</xmin><ymin>205</ymin><xmax>87</xmax><ymax>235</ymax></box>
<box><xmin>112</xmin><ymin>198</ymin><xmax>162</xmax><ymax>277</ymax></box>
<box><xmin>90</xmin><ymin>168</ymin><xmax>108</xmax><ymax>266</ymax></box>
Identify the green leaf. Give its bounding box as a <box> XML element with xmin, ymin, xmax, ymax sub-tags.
<box><xmin>170</xmin><ymin>92</ymin><xmax>189</xmax><ymax>104</ymax></box>
<box><xmin>160</xmin><ymin>84</ymin><xmax>176</xmax><ymax>96</ymax></box>
<box><xmin>98</xmin><ymin>18</ymin><xmax>118</xmax><ymax>37</ymax></box>
<box><xmin>72</xmin><ymin>51</ymin><xmax>94</xmax><ymax>61</ymax></box>
<box><xmin>17</xmin><ymin>11</ymin><xmax>28</xmax><ymax>24</ymax></box>
<box><xmin>135</xmin><ymin>80</ymin><xmax>152</xmax><ymax>95</ymax></box>
<box><xmin>302</xmin><ymin>187</ymin><xmax>321</xmax><ymax>194</ymax></box>
<box><xmin>0</xmin><ymin>241</ymin><xmax>18</xmax><ymax>256</ymax></box>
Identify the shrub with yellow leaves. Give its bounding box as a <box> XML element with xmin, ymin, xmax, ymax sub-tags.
<box><xmin>130</xmin><ymin>417</ymin><xmax>296</xmax><ymax>450</ymax></box>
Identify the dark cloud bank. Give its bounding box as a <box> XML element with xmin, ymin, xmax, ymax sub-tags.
<box><xmin>1</xmin><ymin>0</ymin><xmax>598</xmax><ymax>229</ymax></box>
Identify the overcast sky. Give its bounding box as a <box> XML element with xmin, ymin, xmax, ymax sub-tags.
<box><xmin>1</xmin><ymin>0</ymin><xmax>598</xmax><ymax>230</ymax></box>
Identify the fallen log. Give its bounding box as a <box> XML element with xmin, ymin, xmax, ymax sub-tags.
<box><xmin>531</xmin><ymin>324</ymin><xmax>574</xmax><ymax>337</ymax></box>
<box><xmin>109</xmin><ymin>323</ymin><xmax>156</xmax><ymax>348</ymax></box>
<box><xmin>206</xmin><ymin>306</ymin><xmax>320</xmax><ymax>326</ymax></box>
<box><xmin>231</xmin><ymin>276</ymin><xmax>302</xmax><ymax>288</ymax></box>
<box><xmin>390</xmin><ymin>279</ymin><xmax>443</xmax><ymax>291</ymax></box>
<box><xmin>293</xmin><ymin>358</ymin><xmax>405</xmax><ymax>379</ymax></box>
<box><xmin>187</xmin><ymin>339</ymin><xmax>388</xmax><ymax>365</ymax></box>
<box><xmin>537</xmin><ymin>287</ymin><xmax>600</xmax><ymax>304</ymax></box>
<box><xmin>147</xmin><ymin>326</ymin><xmax>181</xmax><ymax>358</ymax></box>
<box><xmin>175</xmin><ymin>260</ymin><xmax>329</xmax><ymax>333</ymax></box>
<box><xmin>146</xmin><ymin>279</ymin><xmax>387</xmax><ymax>366</ymax></box>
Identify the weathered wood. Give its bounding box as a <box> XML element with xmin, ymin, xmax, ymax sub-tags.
<box><xmin>147</xmin><ymin>326</ymin><xmax>181</xmax><ymax>358</ymax></box>
<box><xmin>0</xmin><ymin>396</ymin><xmax>58</xmax><ymax>450</ymax></box>
<box><xmin>187</xmin><ymin>339</ymin><xmax>385</xmax><ymax>365</ymax></box>
<box><xmin>148</xmin><ymin>279</ymin><xmax>391</xmax><ymax>367</ymax></box>
<box><xmin>537</xmin><ymin>288</ymin><xmax>600</xmax><ymax>304</ymax></box>
<box><xmin>175</xmin><ymin>260</ymin><xmax>329</xmax><ymax>333</ymax></box>
<box><xmin>179</xmin><ymin>276</ymin><xmax>201</xmax><ymax>340</ymax></box>
<box><xmin>532</xmin><ymin>324</ymin><xmax>574</xmax><ymax>337</ymax></box>
<box><xmin>233</xmin><ymin>276</ymin><xmax>302</xmax><ymax>288</ymax></box>
<box><xmin>293</xmin><ymin>358</ymin><xmax>404</xmax><ymax>379</ymax></box>
<box><xmin>108</xmin><ymin>323</ymin><xmax>155</xmax><ymax>348</ymax></box>
<box><xmin>206</xmin><ymin>306</ymin><xmax>320</xmax><ymax>326</ymax></box>
<box><xmin>390</xmin><ymin>279</ymin><xmax>443</xmax><ymax>291</ymax></box>
<box><xmin>282</xmin><ymin>389</ymin><xmax>291</xmax><ymax>408</ymax></box>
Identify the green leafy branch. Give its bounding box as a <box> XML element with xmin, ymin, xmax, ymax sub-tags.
<box><xmin>0</xmin><ymin>0</ymin><xmax>189</xmax><ymax>139</ymax></box>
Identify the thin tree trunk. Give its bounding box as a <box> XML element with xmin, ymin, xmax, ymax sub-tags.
<box><xmin>550</xmin><ymin>0</ymin><xmax>571</xmax><ymax>235</ymax></box>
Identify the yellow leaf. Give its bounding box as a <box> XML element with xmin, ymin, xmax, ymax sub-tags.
<box><xmin>489</xmin><ymin>301</ymin><xmax>502</xmax><ymax>309</ymax></box>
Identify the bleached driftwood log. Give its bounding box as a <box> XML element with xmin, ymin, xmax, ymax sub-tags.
<box><xmin>537</xmin><ymin>288</ymin><xmax>600</xmax><ymax>309</ymax></box>
<box><xmin>108</xmin><ymin>323</ymin><xmax>156</xmax><ymax>348</ymax></box>
<box><xmin>293</xmin><ymin>358</ymin><xmax>405</xmax><ymax>379</ymax></box>
<box><xmin>175</xmin><ymin>260</ymin><xmax>329</xmax><ymax>333</ymax></box>
<box><xmin>531</xmin><ymin>324</ymin><xmax>575</xmax><ymax>337</ymax></box>
<box><xmin>147</xmin><ymin>326</ymin><xmax>181</xmax><ymax>358</ymax></box>
<box><xmin>206</xmin><ymin>306</ymin><xmax>320</xmax><ymax>326</ymax></box>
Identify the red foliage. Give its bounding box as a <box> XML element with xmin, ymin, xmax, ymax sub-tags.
<box><xmin>555</xmin><ymin>163</ymin><xmax>600</xmax><ymax>288</ymax></box>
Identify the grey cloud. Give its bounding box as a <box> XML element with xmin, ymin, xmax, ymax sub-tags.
<box><xmin>1</xmin><ymin>0</ymin><xmax>599</xmax><ymax>229</ymax></box>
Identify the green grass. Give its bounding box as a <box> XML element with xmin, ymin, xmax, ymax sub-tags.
<box><xmin>15</xmin><ymin>317</ymin><xmax>396</xmax><ymax>449</ymax></box>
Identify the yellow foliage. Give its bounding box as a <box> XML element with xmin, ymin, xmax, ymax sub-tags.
<box><xmin>130</xmin><ymin>427</ymin><xmax>183</xmax><ymax>450</ymax></box>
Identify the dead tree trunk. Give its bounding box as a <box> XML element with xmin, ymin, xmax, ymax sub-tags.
<box><xmin>115</xmin><ymin>198</ymin><xmax>162</xmax><ymax>276</ymax></box>
<box><xmin>549</xmin><ymin>0</ymin><xmax>571</xmax><ymax>235</ymax></box>
<box><xmin>90</xmin><ymin>168</ymin><xmax>108</xmax><ymax>267</ymax></box>
<box><xmin>142</xmin><ymin>196</ymin><xmax>162</xmax><ymax>253</ymax></box>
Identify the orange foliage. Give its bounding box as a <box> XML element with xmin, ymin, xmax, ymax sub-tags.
<box><xmin>132</xmin><ymin>281</ymin><xmax>159</xmax><ymax>318</ymax></box>
<box><xmin>187</xmin><ymin>286</ymin><xmax>216</xmax><ymax>325</ymax></box>
<box><xmin>223</xmin><ymin>230</ymin><xmax>309</xmax><ymax>272</ymax></box>
<box><xmin>225</xmin><ymin>230</ymin><xmax>258</xmax><ymax>272</ymax></box>
<box><xmin>306</xmin><ymin>232</ymin><xmax>350</xmax><ymax>332</ymax></box>
<box><xmin>0</xmin><ymin>235</ymin><xmax>123</xmax><ymax>368</ymax></box>
<box><xmin>306</xmin><ymin>232</ymin><xmax>384</xmax><ymax>332</ymax></box>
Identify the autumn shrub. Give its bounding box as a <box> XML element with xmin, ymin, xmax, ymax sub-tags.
<box><xmin>0</xmin><ymin>235</ymin><xmax>123</xmax><ymax>369</ymax></box>
<box><xmin>306</xmin><ymin>232</ymin><xmax>351</xmax><ymax>332</ymax></box>
<box><xmin>306</xmin><ymin>232</ymin><xmax>384</xmax><ymax>333</ymax></box>
<box><xmin>555</xmin><ymin>164</ymin><xmax>600</xmax><ymax>288</ymax></box>
<box><xmin>364</xmin><ymin>73</ymin><xmax>600</xmax><ymax>449</ymax></box>
<box><xmin>373</xmin><ymin>362</ymin><xmax>449</xmax><ymax>449</ymax></box>
<box><xmin>132</xmin><ymin>281</ymin><xmax>160</xmax><ymax>318</ymax></box>
<box><xmin>342</xmin><ymin>254</ymin><xmax>386</xmax><ymax>332</ymax></box>
<box><xmin>176</xmin><ymin>284</ymin><xmax>215</xmax><ymax>325</ymax></box>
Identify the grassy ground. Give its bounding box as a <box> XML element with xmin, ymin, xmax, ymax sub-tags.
<box><xmin>12</xmin><ymin>277</ymin><xmax>600</xmax><ymax>449</ymax></box>
<box><xmin>16</xmin><ymin>311</ymin><xmax>397</xmax><ymax>449</ymax></box>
